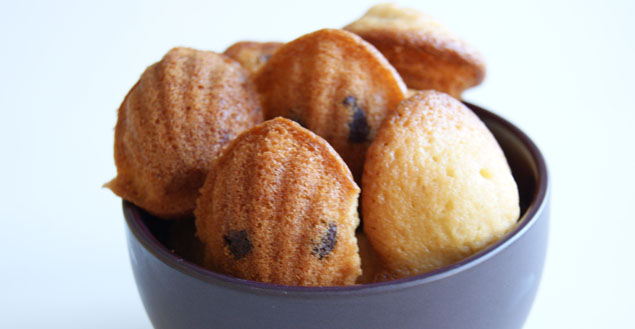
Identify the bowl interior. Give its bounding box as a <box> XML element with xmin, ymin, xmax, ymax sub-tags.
<box><xmin>125</xmin><ymin>101</ymin><xmax>547</xmax><ymax>290</ymax></box>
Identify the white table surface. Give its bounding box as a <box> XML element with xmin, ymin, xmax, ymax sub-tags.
<box><xmin>1</xmin><ymin>0</ymin><xmax>633</xmax><ymax>328</ymax></box>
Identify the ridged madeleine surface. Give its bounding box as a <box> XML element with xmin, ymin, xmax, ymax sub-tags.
<box><xmin>223</xmin><ymin>41</ymin><xmax>283</xmax><ymax>75</ymax></box>
<box><xmin>195</xmin><ymin>118</ymin><xmax>361</xmax><ymax>286</ymax></box>
<box><xmin>106</xmin><ymin>47</ymin><xmax>263</xmax><ymax>218</ymax></box>
<box><xmin>344</xmin><ymin>3</ymin><xmax>485</xmax><ymax>98</ymax></box>
<box><xmin>362</xmin><ymin>91</ymin><xmax>519</xmax><ymax>279</ymax></box>
<box><xmin>254</xmin><ymin>29</ymin><xmax>407</xmax><ymax>182</ymax></box>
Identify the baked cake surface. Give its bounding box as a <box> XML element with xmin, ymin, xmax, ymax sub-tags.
<box><xmin>223</xmin><ymin>41</ymin><xmax>283</xmax><ymax>75</ymax></box>
<box><xmin>106</xmin><ymin>47</ymin><xmax>262</xmax><ymax>218</ymax></box>
<box><xmin>195</xmin><ymin>118</ymin><xmax>361</xmax><ymax>286</ymax></box>
<box><xmin>254</xmin><ymin>28</ymin><xmax>407</xmax><ymax>182</ymax></box>
<box><xmin>345</xmin><ymin>3</ymin><xmax>485</xmax><ymax>98</ymax></box>
<box><xmin>362</xmin><ymin>90</ymin><xmax>519</xmax><ymax>279</ymax></box>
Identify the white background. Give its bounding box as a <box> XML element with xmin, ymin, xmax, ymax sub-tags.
<box><xmin>1</xmin><ymin>0</ymin><xmax>633</xmax><ymax>328</ymax></box>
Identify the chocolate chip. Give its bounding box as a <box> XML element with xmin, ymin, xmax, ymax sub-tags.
<box><xmin>349</xmin><ymin>108</ymin><xmax>370</xmax><ymax>143</ymax></box>
<box><xmin>224</xmin><ymin>230</ymin><xmax>252</xmax><ymax>259</ymax></box>
<box><xmin>313</xmin><ymin>223</ymin><xmax>337</xmax><ymax>260</ymax></box>
<box><xmin>343</xmin><ymin>96</ymin><xmax>370</xmax><ymax>143</ymax></box>
<box><xmin>342</xmin><ymin>95</ymin><xmax>356</xmax><ymax>107</ymax></box>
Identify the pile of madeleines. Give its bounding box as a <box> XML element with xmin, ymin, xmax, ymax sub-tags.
<box><xmin>106</xmin><ymin>4</ymin><xmax>520</xmax><ymax>286</ymax></box>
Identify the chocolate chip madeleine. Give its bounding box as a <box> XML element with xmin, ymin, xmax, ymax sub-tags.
<box><xmin>223</xmin><ymin>41</ymin><xmax>283</xmax><ymax>75</ymax></box>
<box><xmin>106</xmin><ymin>47</ymin><xmax>263</xmax><ymax>218</ymax></box>
<box><xmin>344</xmin><ymin>3</ymin><xmax>486</xmax><ymax>98</ymax></box>
<box><xmin>254</xmin><ymin>29</ymin><xmax>407</xmax><ymax>182</ymax></box>
<box><xmin>195</xmin><ymin>118</ymin><xmax>361</xmax><ymax>286</ymax></box>
<box><xmin>362</xmin><ymin>91</ymin><xmax>519</xmax><ymax>279</ymax></box>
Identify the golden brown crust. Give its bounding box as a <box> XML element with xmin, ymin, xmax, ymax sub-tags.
<box><xmin>195</xmin><ymin>118</ymin><xmax>361</xmax><ymax>286</ymax></box>
<box><xmin>344</xmin><ymin>4</ymin><xmax>485</xmax><ymax>98</ymax></box>
<box><xmin>223</xmin><ymin>41</ymin><xmax>283</xmax><ymax>75</ymax></box>
<box><xmin>362</xmin><ymin>90</ymin><xmax>519</xmax><ymax>279</ymax></box>
<box><xmin>105</xmin><ymin>47</ymin><xmax>263</xmax><ymax>218</ymax></box>
<box><xmin>355</xmin><ymin>231</ymin><xmax>381</xmax><ymax>284</ymax></box>
<box><xmin>254</xmin><ymin>28</ymin><xmax>407</xmax><ymax>182</ymax></box>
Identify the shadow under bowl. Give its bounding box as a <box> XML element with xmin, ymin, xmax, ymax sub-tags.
<box><xmin>124</xmin><ymin>102</ymin><xmax>550</xmax><ymax>329</ymax></box>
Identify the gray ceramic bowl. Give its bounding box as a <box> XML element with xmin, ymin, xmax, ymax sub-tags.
<box><xmin>124</xmin><ymin>102</ymin><xmax>549</xmax><ymax>329</ymax></box>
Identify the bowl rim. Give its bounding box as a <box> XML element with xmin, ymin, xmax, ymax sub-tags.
<box><xmin>124</xmin><ymin>101</ymin><xmax>549</xmax><ymax>297</ymax></box>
